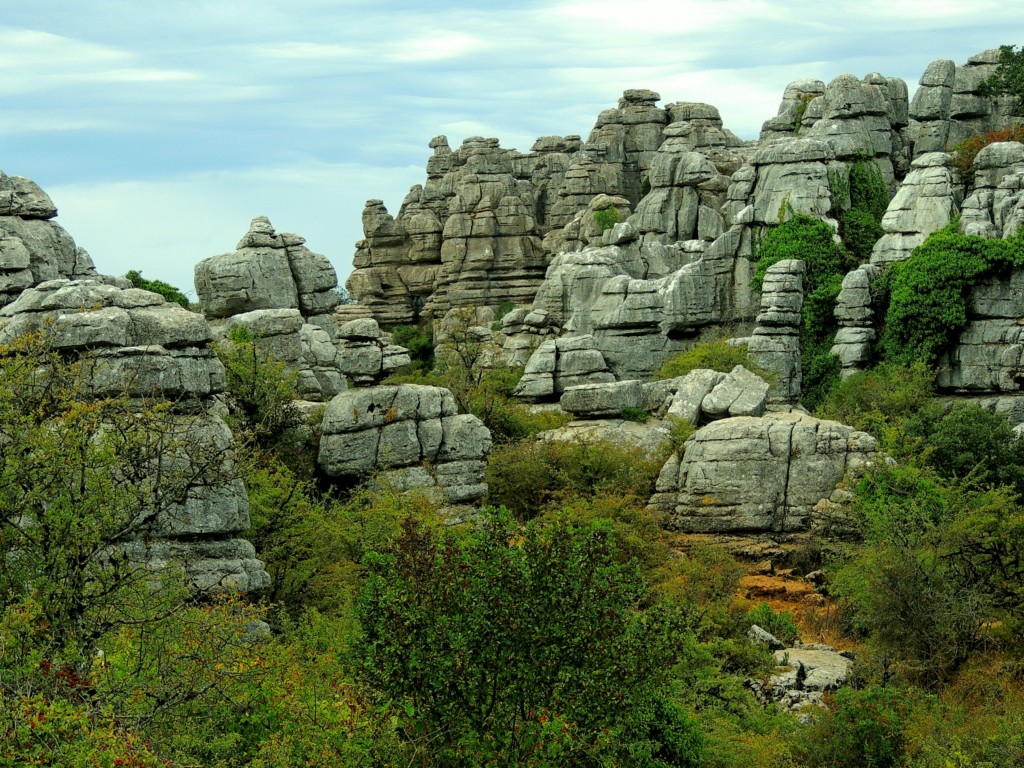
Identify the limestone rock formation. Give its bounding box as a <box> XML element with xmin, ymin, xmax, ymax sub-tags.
<box><xmin>197</xmin><ymin>218</ymin><xmax>405</xmax><ymax>398</ymax></box>
<box><xmin>907</xmin><ymin>49</ymin><xmax>1019</xmax><ymax>159</ymax></box>
<box><xmin>196</xmin><ymin>215</ymin><xmax>340</xmax><ymax>324</ymax></box>
<box><xmin>747</xmin><ymin>259</ymin><xmax>805</xmax><ymax>400</ymax></box>
<box><xmin>648</xmin><ymin>412</ymin><xmax>878</xmax><ymax>533</ymax></box>
<box><xmin>870</xmin><ymin>152</ymin><xmax>959</xmax><ymax>264</ymax></box>
<box><xmin>318</xmin><ymin>384</ymin><xmax>492</xmax><ymax>505</ymax></box>
<box><xmin>0</xmin><ymin>171</ymin><xmax>98</xmax><ymax>305</ymax></box>
<box><xmin>749</xmin><ymin>644</ymin><xmax>854</xmax><ymax>714</ymax></box>
<box><xmin>512</xmin><ymin>334</ymin><xmax>615</xmax><ymax>401</ymax></box>
<box><xmin>0</xmin><ymin>278</ymin><xmax>270</xmax><ymax>592</ymax></box>
<box><xmin>831</xmin><ymin>263</ymin><xmax>882</xmax><ymax>376</ymax></box>
<box><xmin>960</xmin><ymin>141</ymin><xmax>1024</xmax><ymax>238</ymax></box>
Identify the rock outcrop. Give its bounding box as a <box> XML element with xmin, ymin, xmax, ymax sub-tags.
<box><xmin>318</xmin><ymin>384</ymin><xmax>492</xmax><ymax>506</ymax></box>
<box><xmin>907</xmin><ymin>49</ymin><xmax>1019</xmax><ymax>159</ymax></box>
<box><xmin>747</xmin><ymin>259</ymin><xmax>805</xmax><ymax>400</ymax></box>
<box><xmin>649</xmin><ymin>412</ymin><xmax>878</xmax><ymax>533</ymax></box>
<box><xmin>0</xmin><ymin>171</ymin><xmax>98</xmax><ymax>306</ymax></box>
<box><xmin>0</xmin><ymin>278</ymin><xmax>270</xmax><ymax>593</ymax></box>
<box><xmin>197</xmin><ymin>218</ymin><xmax>407</xmax><ymax>399</ymax></box>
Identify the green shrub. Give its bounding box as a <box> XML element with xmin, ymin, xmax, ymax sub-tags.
<box><xmin>815</xmin><ymin>361</ymin><xmax>939</xmax><ymax>451</ymax></box>
<box><xmin>354</xmin><ymin>511</ymin><xmax>692</xmax><ymax>767</ymax></box>
<box><xmin>921</xmin><ymin>405</ymin><xmax>1024</xmax><ymax>496</ymax></box>
<box><xmin>594</xmin><ymin>205</ymin><xmax>621</xmax><ymax>231</ymax></box>
<box><xmin>880</xmin><ymin>221</ymin><xmax>1024</xmax><ymax>365</ymax></box>
<box><xmin>621</xmin><ymin>406</ymin><xmax>651</xmax><ymax>423</ymax></box>
<box><xmin>215</xmin><ymin>326</ymin><xmax>304</xmax><ymax>452</ymax></box>
<box><xmin>979</xmin><ymin>44</ymin><xmax>1024</xmax><ymax>115</ymax></box>
<box><xmin>794</xmin><ymin>686</ymin><xmax>921</xmax><ymax>768</ymax></box>
<box><xmin>656</xmin><ymin>338</ymin><xmax>771</xmax><ymax>382</ymax></box>
<box><xmin>665</xmin><ymin>415</ymin><xmax>697</xmax><ymax>454</ymax></box>
<box><xmin>744</xmin><ymin>603</ymin><xmax>799</xmax><ymax>646</ymax></box>
<box><xmin>753</xmin><ymin>214</ymin><xmax>853</xmax><ymax>293</ymax></box>
<box><xmin>839</xmin><ymin>207</ymin><xmax>885</xmax><ymax>261</ymax></box>
<box><xmin>486</xmin><ymin>438</ymin><xmax>665</xmax><ymax>520</ymax></box>
<box><xmin>390</xmin><ymin>322</ymin><xmax>434</xmax><ymax>372</ymax></box>
<box><xmin>847</xmin><ymin>158</ymin><xmax>890</xmax><ymax>222</ymax></box>
<box><xmin>125</xmin><ymin>269</ymin><xmax>191</xmax><ymax>308</ymax></box>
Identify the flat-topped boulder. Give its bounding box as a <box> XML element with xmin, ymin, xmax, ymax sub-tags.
<box><xmin>649</xmin><ymin>412</ymin><xmax>878</xmax><ymax>533</ymax></box>
<box><xmin>319</xmin><ymin>384</ymin><xmax>492</xmax><ymax>506</ymax></box>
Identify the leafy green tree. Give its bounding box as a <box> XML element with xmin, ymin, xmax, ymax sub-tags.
<box><xmin>0</xmin><ymin>330</ymin><xmax>268</xmax><ymax>764</ymax></box>
<box><xmin>354</xmin><ymin>511</ymin><xmax>698</xmax><ymax>767</ymax></box>
<box><xmin>980</xmin><ymin>44</ymin><xmax>1024</xmax><ymax>114</ymax></box>
<box><xmin>125</xmin><ymin>269</ymin><xmax>192</xmax><ymax>308</ymax></box>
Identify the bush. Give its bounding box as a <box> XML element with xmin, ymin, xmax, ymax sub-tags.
<box><xmin>354</xmin><ymin>511</ymin><xmax>692</xmax><ymax>767</ymax></box>
<box><xmin>815</xmin><ymin>361</ymin><xmax>940</xmax><ymax>452</ymax></box>
<box><xmin>215</xmin><ymin>326</ymin><xmax>304</xmax><ymax>452</ymax></box>
<box><xmin>656</xmin><ymin>338</ymin><xmax>770</xmax><ymax>382</ymax></box>
<box><xmin>794</xmin><ymin>686</ymin><xmax>921</xmax><ymax>768</ymax></box>
<box><xmin>879</xmin><ymin>221</ymin><xmax>1024</xmax><ymax>366</ymax></box>
<box><xmin>839</xmin><ymin>207</ymin><xmax>885</xmax><ymax>261</ymax></box>
<box><xmin>594</xmin><ymin>205</ymin><xmax>621</xmax><ymax>231</ymax></box>
<box><xmin>744</xmin><ymin>603</ymin><xmax>799</xmax><ymax>646</ymax></box>
<box><xmin>921</xmin><ymin>405</ymin><xmax>1024</xmax><ymax>496</ymax></box>
<box><xmin>125</xmin><ymin>269</ymin><xmax>191</xmax><ymax>308</ymax></box>
<box><xmin>753</xmin><ymin>214</ymin><xmax>853</xmax><ymax>293</ymax></box>
<box><xmin>952</xmin><ymin>125</ymin><xmax>1024</xmax><ymax>182</ymax></box>
<box><xmin>486</xmin><ymin>438</ymin><xmax>665</xmax><ymax>520</ymax></box>
<box><xmin>979</xmin><ymin>45</ymin><xmax>1024</xmax><ymax>115</ymax></box>
<box><xmin>390</xmin><ymin>322</ymin><xmax>434</xmax><ymax>372</ymax></box>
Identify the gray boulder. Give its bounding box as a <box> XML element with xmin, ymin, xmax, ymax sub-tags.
<box><xmin>318</xmin><ymin>384</ymin><xmax>492</xmax><ymax>506</ymax></box>
<box><xmin>0</xmin><ymin>278</ymin><xmax>269</xmax><ymax>593</ymax></box>
<box><xmin>649</xmin><ymin>412</ymin><xmax>878</xmax><ymax>533</ymax></box>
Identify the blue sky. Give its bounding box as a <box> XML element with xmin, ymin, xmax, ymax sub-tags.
<box><xmin>3</xmin><ymin>1</ymin><xmax>1021</xmax><ymax>300</ymax></box>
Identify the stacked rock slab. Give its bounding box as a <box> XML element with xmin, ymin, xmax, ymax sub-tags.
<box><xmin>960</xmin><ymin>142</ymin><xmax>1024</xmax><ymax>238</ymax></box>
<box><xmin>648</xmin><ymin>412</ymin><xmax>877</xmax><ymax>533</ymax></box>
<box><xmin>870</xmin><ymin>153</ymin><xmax>959</xmax><ymax>264</ymax></box>
<box><xmin>512</xmin><ymin>334</ymin><xmax>615</xmax><ymax>401</ymax></box>
<box><xmin>196</xmin><ymin>217</ymin><xmax>401</xmax><ymax>399</ymax></box>
<box><xmin>0</xmin><ymin>171</ymin><xmax>98</xmax><ymax>305</ymax></box>
<box><xmin>907</xmin><ymin>49</ymin><xmax>1019</xmax><ymax>159</ymax></box>
<box><xmin>0</xmin><ymin>278</ymin><xmax>270</xmax><ymax>592</ymax></box>
<box><xmin>747</xmin><ymin>259</ymin><xmax>805</xmax><ymax>400</ymax></box>
<box><xmin>831</xmin><ymin>263</ymin><xmax>882</xmax><ymax>377</ymax></box>
<box><xmin>318</xmin><ymin>384</ymin><xmax>492</xmax><ymax>505</ymax></box>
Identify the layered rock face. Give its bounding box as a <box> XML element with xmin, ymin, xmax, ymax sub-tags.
<box><xmin>0</xmin><ymin>171</ymin><xmax>97</xmax><ymax>305</ymax></box>
<box><xmin>318</xmin><ymin>384</ymin><xmax>492</xmax><ymax>506</ymax></box>
<box><xmin>0</xmin><ymin>278</ymin><xmax>270</xmax><ymax>592</ymax></box>
<box><xmin>907</xmin><ymin>49</ymin><xmax>1019</xmax><ymax>158</ymax></box>
<box><xmin>196</xmin><ymin>217</ymin><xmax>408</xmax><ymax>399</ymax></box>
<box><xmin>649</xmin><ymin>412</ymin><xmax>878</xmax><ymax>533</ymax></box>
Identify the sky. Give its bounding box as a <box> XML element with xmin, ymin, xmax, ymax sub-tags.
<box><xmin>3</xmin><ymin>1</ymin><xmax>1022</xmax><ymax>301</ymax></box>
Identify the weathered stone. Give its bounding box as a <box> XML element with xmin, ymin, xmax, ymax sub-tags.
<box><xmin>701</xmin><ymin>365</ymin><xmax>770</xmax><ymax>419</ymax></box>
<box><xmin>560</xmin><ymin>379</ymin><xmax>643</xmax><ymax>417</ymax></box>
<box><xmin>649</xmin><ymin>412</ymin><xmax>878</xmax><ymax>533</ymax></box>
<box><xmin>318</xmin><ymin>384</ymin><xmax>491</xmax><ymax>506</ymax></box>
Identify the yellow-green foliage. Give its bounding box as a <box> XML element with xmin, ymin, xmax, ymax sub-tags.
<box><xmin>485</xmin><ymin>438</ymin><xmax>666</xmax><ymax>520</ymax></box>
<box><xmin>656</xmin><ymin>338</ymin><xmax>772</xmax><ymax>382</ymax></box>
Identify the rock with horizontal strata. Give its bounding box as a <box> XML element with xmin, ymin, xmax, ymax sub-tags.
<box><xmin>0</xmin><ymin>171</ymin><xmax>98</xmax><ymax>305</ymax></box>
<box><xmin>648</xmin><ymin>412</ymin><xmax>877</xmax><ymax>533</ymax></box>
<box><xmin>318</xmin><ymin>384</ymin><xmax>492</xmax><ymax>505</ymax></box>
<box><xmin>0</xmin><ymin>277</ymin><xmax>269</xmax><ymax>593</ymax></box>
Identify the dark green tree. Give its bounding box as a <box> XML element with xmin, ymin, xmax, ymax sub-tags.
<box><xmin>354</xmin><ymin>511</ymin><xmax>699</xmax><ymax>767</ymax></box>
<box><xmin>124</xmin><ymin>269</ymin><xmax>192</xmax><ymax>308</ymax></box>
